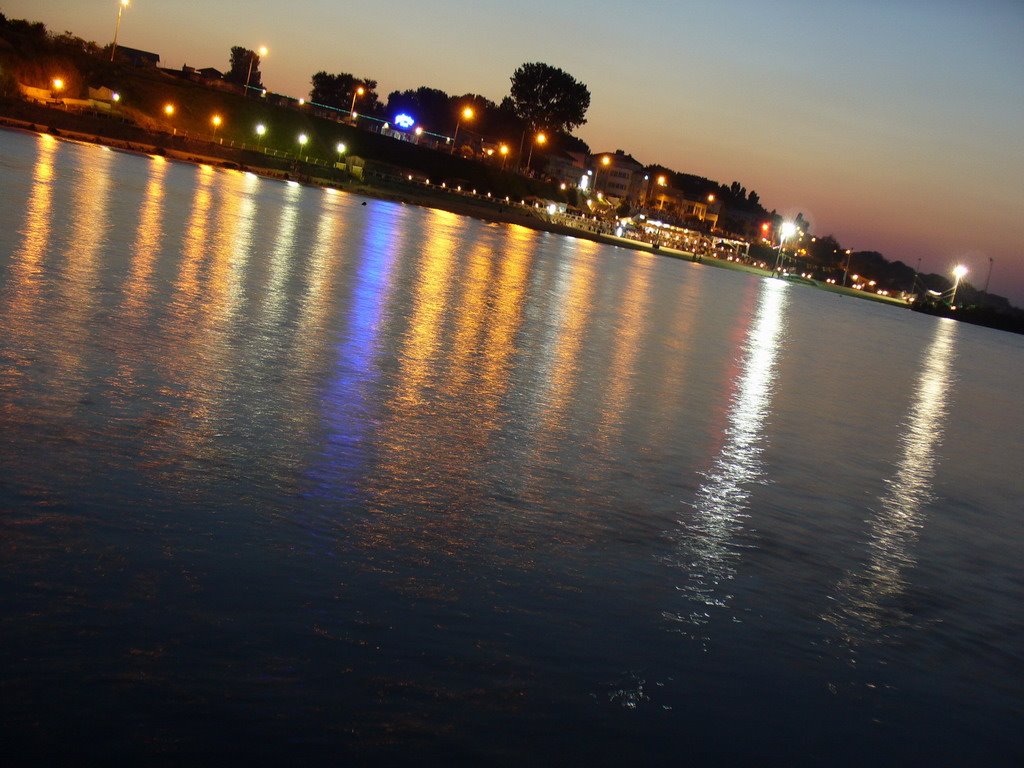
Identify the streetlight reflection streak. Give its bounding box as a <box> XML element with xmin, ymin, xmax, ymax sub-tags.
<box><xmin>825</xmin><ymin>318</ymin><xmax>957</xmax><ymax>641</ymax></box>
<box><xmin>668</xmin><ymin>278</ymin><xmax>789</xmax><ymax>627</ymax></box>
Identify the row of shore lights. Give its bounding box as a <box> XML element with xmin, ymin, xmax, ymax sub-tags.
<box><xmin>103</xmin><ymin>8</ymin><xmax>535</xmax><ymax>153</ymax></box>
<box><xmin>156</xmin><ymin>104</ymin><xmax>347</xmax><ymax>157</ymax></box>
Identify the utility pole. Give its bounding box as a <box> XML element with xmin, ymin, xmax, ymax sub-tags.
<box><xmin>984</xmin><ymin>257</ymin><xmax>994</xmax><ymax>294</ymax></box>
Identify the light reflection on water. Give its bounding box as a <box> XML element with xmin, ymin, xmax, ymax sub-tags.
<box><xmin>122</xmin><ymin>155</ymin><xmax>166</xmax><ymax>316</ymax></box>
<box><xmin>825</xmin><ymin>317</ymin><xmax>958</xmax><ymax>639</ymax></box>
<box><xmin>1</xmin><ymin>130</ymin><xmax>1021</xmax><ymax>764</ymax></box>
<box><xmin>667</xmin><ymin>278</ymin><xmax>789</xmax><ymax>624</ymax></box>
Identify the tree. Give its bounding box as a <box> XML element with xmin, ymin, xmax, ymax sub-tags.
<box><xmin>310</xmin><ymin>71</ymin><xmax>379</xmax><ymax>113</ymax></box>
<box><xmin>386</xmin><ymin>86</ymin><xmax>452</xmax><ymax>130</ymax></box>
<box><xmin>227</xmin><ymin>46</ymin><xmax>262</xmax><ymax>88</ymax></box>
<box><xmin>507</xmin><ymin>62</ymin><xmax>590</xmax><ymax>134</ymax></box>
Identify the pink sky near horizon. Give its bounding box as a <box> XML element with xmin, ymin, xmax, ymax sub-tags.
<box><xmin>5</xmin><ymin>0</ymin><xmax>1023</xmax><ymax>302</ymax></box>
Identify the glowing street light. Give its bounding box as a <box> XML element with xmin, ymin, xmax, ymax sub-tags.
<box><xmin>163</xmin><ymin>103</ymin><xmax>175</xmax><ymax>117</ymax></box>
<box><xmin>499</xmin><ymin>143</ymin><xmax>510</xmax><ymax>170</ymax></box>
<box><xmin>349</xmin><ymin>85</ymin><xmax>365</xmax><ymax>118</ymax></box>
<box><xmin>525</xmin><ymin>131</ymin><xmax>547</xmax><ymax>172</ymax></box>
<box><xmin>211</xmin><ymin>114</ymin><xmax>222</xmax><ymax>141</ymax></box>
<box><xmin>336</xmin><ymin>142</ymin><xmax>347</xmax><ymax>163</ymax></box>
<box><xmin>245</xmin><ymin>45</ymin><xmax>268</xmax><ymax>97</ymax></box>
<box><xmin>255</xmin><ymin>122</ymin><xmax>267</xmax><ymax>149</ymax></box>
<box><xmin>110</xmin><ymin>0</ymin><xmax>130</xmax><ymax>62</ymax></box>
<box><xmin>950</xmin><ymin>264</ymin><xmax>968</xmax><ymax>307</ymax></box>
<box><xmin>773</xmin><ymin>220</ymin><xmax>797</xmax><ymax>275</ymax></box>
<box><xmin>842</xmin><ymin>248</ymin><xmax>854</xmax><ymax>286</ymax></box>
<box><xmin>451</xmin><ymin>105</ymin><xmax>474</xmax><ymax>155</ymax></box>
<box><xmin>593</xmin><ymin>154</ymin><xmax>612</xmax><ymax>193</ymax></box>
<box><xmin>51</xmin><ymin>77</ymin><xmax>65</xmax><ymax>93</ymax></box>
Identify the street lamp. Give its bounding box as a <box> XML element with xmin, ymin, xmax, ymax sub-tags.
<box><xmin>499</xmin><ymin>143</ymin><xmax>510</xmax><ymax>170</ymax></box>
<box><xmin>163</xmin><ymin>103</ymin><xmax>175</xmax><ymax>117</ymax></box>
<box><xmin>211</xmin><ymin>114</ymin><xmax>222</xmax><ymax>141</ymax></box>
<box><xmin>245</xmin><ymin>46</ymin><xmax>268</xmax><ymax>97</ymax></box>
<box><xmin>842</xmin><ymin>249</ymin><xmax>853</xmax><ymax>286</ymax></box>
<box><xmin>255</xmin><ymin>122</ymin><xmax>267</xmax><ymax>149</ymax></box>
<box><xmin>110</xmin><ymin>0</ymin><xmax>130</xmax><ymax>62</ymax></box>
<box><xmin>593</xmin><ymin>154</ymin><xmax>611</xmax><ymax>193</ymax></box>
<box><xmin>335</xmin><ymin>142</ymin><xmax>346</xmax><ymax>165</ymax></box>
<box><xmin>655</xmin><ymin>175</ymin><xmax>668</xmax><ymax>211</ymax></box>
<box><xmin>51</xmin><ymin>78</ymin><xmax>65</xmax><ymax>93</ymax></box>
<box><xmin>451</xmin><ymin>105</ymin><xmax>473</xmax><ymax>155</ymax></box>
<box><xmin>297</xmin><ymin>132</ymin><xmax>308</xmax><ymax>160</ymax></box>
<box><xmin>773</xmin><ymin>220</ymin><xmax>797</xmax><ymax>275</ymax></box>
<box><xmin>349</xmin><ymin>85</ymin><xmax>365</xmax><ymax>118</ymax></box>
<box><xmin>525</xmin><ymin>131</ymin><xmax>546</xmax><ymax>172</ymax></box>
<box><xmin>950</xmin><ymin>264</ymin><xmax>968</xmax><ymax>307</ymax></box>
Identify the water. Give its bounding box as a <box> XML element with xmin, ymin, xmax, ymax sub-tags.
<box><xmin>1</xmin><ymin>129</ymin><xmax>1021</xmax><ymax>764</ymax></box>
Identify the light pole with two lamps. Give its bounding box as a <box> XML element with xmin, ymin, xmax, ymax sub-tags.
<box><xmin>349</xmin><ymin>86</ymin><xmax>365</xmax><ymax>120</ymax></box>
<box><xmin>245</xmin><ymin>46</ymin><xmax>268</xmax><ymax>97</ymax></box>
<box><xmin>110</xmin><ymin>0</ymin><xmax>130</xmax><ymax>62</ymax></box>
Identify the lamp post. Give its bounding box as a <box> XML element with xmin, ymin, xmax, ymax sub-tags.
<box><xmin>451</xmin><ymin>106</ymin><xmax>473</xmax><ymax>155</ymax></box>
<box><xmin>336</xmin><ymin>142</ymin><xmax>346</xmax><ymax>165</ymax></box>
<box><xmin>349</xmin><ymin>86</ymin><xmax>365</xmax><ymax>119</ymax></box>
<box><xmin>211</xmin><ymin>114</ymin><xmax>222</xmax><ymax>142</ymax></box>
<box><xmin>842</xmin><ymin>248</ymin><xmax>853</xmax><ymax>286</ymax></box>
<box><xmin>773</xmin><ymin>220</ymin><xmax>797</xmax><ymax>276</ymax></box>
<box><xmin>245</xmin><ymin>46</ymin><xmax>268</xmax><ymax>97</ymax></box>
<box><xmin>499</xmin><ymin>144</ymin><xmax>509</xmax><ymax>171</ymax></box>
<box><xmin>255</xmin><ymin>122</ymin><xmax>267</xmax><ymax>149</ymax></box>
<box><xmin>655</xmin><ymin>174</ymin><xmax>667</xmax><ymax>211</ymax></box>
<box><xmin>593</xmin><ymin>155</ymin><xmax>611</xmax><ymax>194</ymax></box>
<box><xmin>110</xmin><ymin>0</ymin><xmax>129</xmax><ymax>62</ymax></box>
<box><xmin>525</xmin><ymin>132</ymin><xmax>546</xmax><ymax>173</ymax></box>
<box><xmin>163</xmin><ymin>103</ymin><xmax>176</xmax><ymax>135</ymax></box>
<box><xmin>950</xmin><ymin>264</ymin><xmax>968</xmax><ymax>307</ymax></box>
<box><xmin>297</xmin><ymin>132</ymin><xmax>308</xmax><ymax>161</ymax></box>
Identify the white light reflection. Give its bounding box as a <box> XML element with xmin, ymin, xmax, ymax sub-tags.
<box><xmin>667</xmin><ymin>279</ymin><xmax>788</xmax><ymax>626</ymax></box>
<box><xmin>825</xmin><ymin>318</ymin><xmax>957</xmax><ymax>641</ymax></box>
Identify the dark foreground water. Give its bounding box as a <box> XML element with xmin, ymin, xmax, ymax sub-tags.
<box><xmin>1</xmin><ymin>130</ymin><xmax>1022</xmax><ymax>764</ymax></box>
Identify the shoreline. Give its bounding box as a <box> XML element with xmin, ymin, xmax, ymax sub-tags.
<box><xmin>2</xmin><ymin>116</ymin><xmax>906</xmax><ymax>308</ymax></box>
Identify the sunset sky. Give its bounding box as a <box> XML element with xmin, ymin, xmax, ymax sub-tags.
<box><xmin>7</xmin><ymin>0</ymin><xmax>1023</xmax><ymax>302</ymax></box>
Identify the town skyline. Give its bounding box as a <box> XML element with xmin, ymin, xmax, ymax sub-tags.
<box><xmin>7</xmin><ymin>0</ymin><xmax>1022</xmax><ymax>302</ymax></box>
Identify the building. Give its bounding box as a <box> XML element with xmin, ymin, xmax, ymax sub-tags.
<box><xmin>589</xmin><ymin>150</ymin><xmax>645</xmax><ymax>202</ymax></box>
<box><xmin>544</xmin><ymin>150</ymin><xmax>588</xmax><ymax>188</ymax></box>
<box><xmin>643</xmin><ymin>181</ymin><xmax>721</xmax><ymax>230</ymax></box>
<box><xmin>114</xmin><ymin>45</ymin><xmax>160</xmax><ymax>67</ymax></box>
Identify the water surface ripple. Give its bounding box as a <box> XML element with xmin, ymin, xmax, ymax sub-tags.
<box><xmin>1</xmin><ymin>130</ymin><xmax>1022</xmax><ymax>764</ymax></box>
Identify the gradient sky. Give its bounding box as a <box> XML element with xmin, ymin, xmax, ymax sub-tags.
<box><xmin>7</xmin><ymin>0</ymin><xmax>1024</xmax><ymax>302</ymax></box>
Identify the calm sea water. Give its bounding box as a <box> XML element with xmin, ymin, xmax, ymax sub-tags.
<box><xmin>1</xmin><ymin>129</ymin><xmax>1022</xmax><ymax>764</ymax></box>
